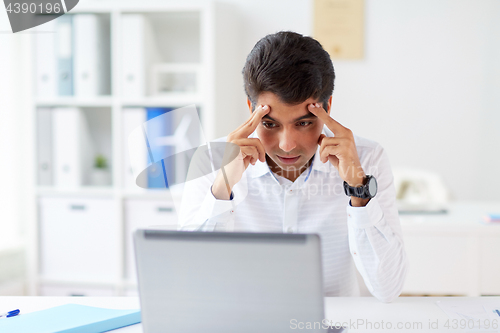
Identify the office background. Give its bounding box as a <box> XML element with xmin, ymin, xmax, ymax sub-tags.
<box><xmin>0</xmin><ymin>0</ymin><xmax>499</xmax><ymax>296</ymax></box>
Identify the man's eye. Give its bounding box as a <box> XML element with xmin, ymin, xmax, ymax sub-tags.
<box><xmin>262</xmin><ymin>122</ymin><xmax>277</xmax><ymax>128</ymax></box>
<box><xmin>298</xmin><ymin>121</ymin><xmax>312</xmax><ymax>127</ymax></box>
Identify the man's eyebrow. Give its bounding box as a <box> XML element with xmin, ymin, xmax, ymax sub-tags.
<box><xmin>293</xmin><ymin>113</ymin><xmax>317</xmax><ymax>122</ymax></box>
<box><xmin>262</xmin><ymin>113</ymin><xmax>317</xmax><ymax>123</ymax></box>
<box><xmin>262</xmin><ymin>115</ymin><xmax>277</xmax><ymax>122</ymax></box>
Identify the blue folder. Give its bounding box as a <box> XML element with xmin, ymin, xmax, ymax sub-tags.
<box><xmin>57</xmin><ymin>15</ymin><xmax>74</xmax><ymax>96</ymax></box>
<box><xmin>145</xmin><ymin>107</ymin><xmax>174</xmax><ymax>189</ymax></box>
<box><xmin>0</xmin><ymin>304</ymin><xmax>141</xmax><ymax>333</ymax></box>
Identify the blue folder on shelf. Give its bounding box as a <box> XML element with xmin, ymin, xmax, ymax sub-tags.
<box><xmin>0</xmin><ymin>304</ymin><xmax>141</xmax><ymax>333</ymax></box>
<box><xmin>145</xmin><ymin>107</ymin><xmax>174</xmax><ymax>189</ymax></box>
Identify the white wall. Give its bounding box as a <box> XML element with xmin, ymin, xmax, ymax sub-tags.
<box><xmin>331</xmin><ymin>0</ymin><xmax>500</xmax><ymax>201</ymax></box>
<box><xmin>214</xmin><ymin>0</ymin><xmax>500</xmax><ymax>201</ymax></box>
<box><xmin>0</xmin><ymin>10</ymin><xmax>33</xmax><ymax>246</ymax></box>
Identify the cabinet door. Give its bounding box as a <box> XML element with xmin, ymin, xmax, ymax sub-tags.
<box><xmin>402</xmin><ymin>235</ymin><xmax>479</xmax><ymax>296</ymax></box>
<box><xmin>480</xmin><ymin>236</ymin><xmax>500</xmax><ymax>295</ymax></box>
<box><xmin>39</xmin><ymin>197</ymin><xmax>120</xmax><ymax>282</ymax></box>
<box><xmin>124</xmin><ymin>199</ymin><xmax>178</xmax><ymax>282</ymax></box>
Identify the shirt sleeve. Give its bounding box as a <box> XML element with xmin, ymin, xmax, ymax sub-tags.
<box><xmin>346</xmin><ymin>144</ymin><xmax>408</xmax><ymax>303</ymax></box>
<box><xmin>177</xmin><ymin>170</ymin><xmax>236</xmax><ymax>231</ymax></box>
<box><xmin>177</xmin><ymin>145</ymin><xmax>247</xmax><ymax>232</ymax></box>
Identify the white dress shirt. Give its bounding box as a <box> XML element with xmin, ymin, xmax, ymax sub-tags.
<box><xmin>178</xmin><ymin>126</ymin><xmax>408</xmax><ymax>303</ymax></box>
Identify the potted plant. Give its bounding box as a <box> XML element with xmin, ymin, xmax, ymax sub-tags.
<box><xmin>90</xmin><ymin>154</ymin><xmax>111</xmax><ymax>186</ymax></box>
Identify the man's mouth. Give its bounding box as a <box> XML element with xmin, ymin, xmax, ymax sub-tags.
<box><xmin>277</xmin><ymin>155</ymin><xmax>300</xmax><ymax>164</ymax></box>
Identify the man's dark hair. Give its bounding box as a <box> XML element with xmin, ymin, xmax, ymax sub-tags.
<box><xmin>242</xmin><ymin>31</ymin><xmax>335</xmax><ymax>111</ymax></box>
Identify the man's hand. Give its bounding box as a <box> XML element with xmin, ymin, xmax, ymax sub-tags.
<box><xmin>211</xmin><ymin>105</ymin><xmax>269</xmax><ymax>200</ymax></box>
<box><xmin>308</xmin><ymin>103</ymin><xmax>369</xmax><ymax>206</ymax></box>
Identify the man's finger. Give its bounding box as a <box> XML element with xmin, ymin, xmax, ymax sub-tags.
<box><xmin>233</xmin><ymin>138</ymin><xmax>266</xmax><ymax>163</ymax></box>
<box><xmin>318</xmin><ymin>133</ymin><xmax>326</xmax><ymax>146</ymax></box>
<box><xmin>235</xmin><ymin>104</ymin><xmax>270</xmax><ymax>138</ymax></box>
<box><xmin>308</xmin><ymin>103</ymin><xmax>346</xmax><ymax>135</ymax></box>
<box><xmin>321</xmin><ymin>145</ymin><xmax>342</xmax><ymax>163</ymax></box>
<box><xmin>318</xmin><ymin>136</ymin><xmax>343</xmax><ymax>157</ymax></box>
<box><xmin>240</xmin><ymin>145</ymin><xmax>259</xmax><ymax>166</ymax></box>
<box><xmin>233</xmin><ymin>104</ymin><xmax>263</xmax><ymax>132</ymax></box>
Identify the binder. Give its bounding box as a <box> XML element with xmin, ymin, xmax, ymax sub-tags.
<box><xmin>0</xmin><ymin>304</ymin><xmax>140</xmax><ymax>333</ymax></box>
<box><xmin>52</xmin><ymin>108</ymin><xmax>93</xmax><ymax>187</ymax></box>
<box><xmin>35</xmin><ymin>20</ymin><xmax>57</xmax><ymax>97</ymax></box>
<box><xmin>73</xmin><ymin>14</ymin><xmax>110</xmax><ymax>96</ymax></box>
<box><xmin>121</xmin><ymin>14</ymin><xmax>161</xmax><ymax>97</ymax></box>
<box><xmin>56</xmin><ymin>14</ymin><xmax>73</xmax><ymax>96</ymax></box>
<box><xmin>144</xmin><ymin>108</ymin><xmax>174</xmax><ymax>188</ymax></box>
<box><xmin>36</xmin><ymin>108</ymin><xmax>53</xmax><ymax>186</ymax></box>
<box><xmin>122</xmin><ymin>108</ymin><xmax>147</xmax><ymax>189</ymax></box>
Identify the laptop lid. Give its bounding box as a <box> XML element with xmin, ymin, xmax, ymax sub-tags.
<box><xmin>134</xmin><ymin>230</ymin><xmax>327</xmax><ymax>333</ymax></box>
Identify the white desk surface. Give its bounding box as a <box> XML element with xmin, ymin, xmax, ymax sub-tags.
<box><xmin>400</xmin><ymin>201</ymin><xmax>500</xmax><ymax>235</ymax></box>
<box><xmin>1</xmin><ymin>296</ymin><xmax>500</xmax><ymax>332</ymax></box>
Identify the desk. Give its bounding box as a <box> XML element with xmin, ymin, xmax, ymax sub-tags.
<box><xmin>400</xmin><ymin>201</ymin><xmax>500</xmax><ymax>296</ymax></box>
<box><xmin>2</xmin><ymin>296</ymin><xmax>499</xmax><ymax>332</ymax></box>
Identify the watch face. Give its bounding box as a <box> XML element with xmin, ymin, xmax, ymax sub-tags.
<box><xmin>368</xmin><ymin>177</ymin><xmax>378</xmax><ymax>197</ymax></box>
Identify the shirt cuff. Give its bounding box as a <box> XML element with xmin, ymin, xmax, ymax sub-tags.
<box><xmin>207</xmin><ymin>186</ymin><xmax>234</xmax><ymax>217</ymax></box>
<box><xmin>346</xmin><ymin>197</ymin><xmax>384</xmax><ymax>229</ymax></box>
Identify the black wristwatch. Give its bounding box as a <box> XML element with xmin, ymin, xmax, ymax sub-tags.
<box><xmin>343</xmin><ymin>175</ymin><xmax>378</xmax><ymax>199</ymax></box>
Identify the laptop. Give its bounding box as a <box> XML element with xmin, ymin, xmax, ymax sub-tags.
<box><xmin>134</xmin><ymin>230</ymin><xmax>345</xmax><ymax>333</ymax></box>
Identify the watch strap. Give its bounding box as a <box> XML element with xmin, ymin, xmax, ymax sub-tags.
<box><xmin>343</xmin><ymin>176</ymin><xmax>373</xmax><ymax>199</ymax></box>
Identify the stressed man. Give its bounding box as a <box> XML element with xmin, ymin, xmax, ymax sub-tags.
<box><xmin>179</xmin><ymin>31</ymin><xmax>407</xmax><ymax>302</ymax></box>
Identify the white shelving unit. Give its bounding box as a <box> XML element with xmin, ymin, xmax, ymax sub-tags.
<box><xmin>29</xmin><ymin>1</ymin><xmax>241</xmax><ymax>296</ymax></box>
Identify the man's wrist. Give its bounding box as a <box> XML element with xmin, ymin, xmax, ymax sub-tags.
<box><xmin>350</xmin><ymin>197</ymin><xmax>370</xmax><ymax>207</ymax></box>
<box><xmin>347</xmin><ymin>173</ymin><xmax>367</xmax><ymax>187</ymax></box>
<box><xmin>211</xmin><ymin>182</ymin><xmax>232</xmax><ymax>200</ymax></box>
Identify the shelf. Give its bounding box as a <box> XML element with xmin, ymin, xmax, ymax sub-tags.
<box><xmin>70</xmin><ymin>1</ymin><xmax>210</xmax><ymax>14</ymax></box>
<box><xmin>35</xmin><ymin>97</ymin><xmax>114</xmax><ymax>107</ymax></box>
<box><xmin>121</xmin><ymin>95</ymin><xmax>203</xmax><ymax>108</ymax></box>
<box><xmin>36</xmin><ymin>186</ymin><xmax>116</xmax><ymax>197</ymax></box>
<box><xmin>35</xmin><ymin>96</ymin><xmax>203</xmax><ymax>108</ymax></box>
<box><xmin>35</xmin><ymin>187</ymin><xmax>185</xmax><ymax>201</ymax></box>
<box><xmin>30</xmin><ymin>1</ymin><xmax>240</xmax><ymax>296</ymax></box>
<box><xmin>38</xmin><ymin>277</ymin><xmax>120</xmax><ymax>288</ymax></box>
<box><xmin>122</xmin><ymin>189</ymin><xmax>172</xmax><ymax>199</ymax></box>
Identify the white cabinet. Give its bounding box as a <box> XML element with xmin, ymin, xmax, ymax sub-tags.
<box><xmin>124</xmin><ymin>199</ymin><xmax>178</xmax><ymax>283</ymax></box>
<box><xmin>38</xmin><ymin>197</ymin><xmax>120</xmax><ymax>283</ymax></box>
<box><xmin>402</xmin><ymin>235</ymin><xmax>479</xmax><ymax>295</ymax></box>
<box><xmin>401</xmin><ymin>202</ymin><xmax>500</xmax><ymax>296</ymax></box>
<box><xmin>479</xmin><ymin>237</ymin><xmax>500</xmax><ymax>295</ymax></box>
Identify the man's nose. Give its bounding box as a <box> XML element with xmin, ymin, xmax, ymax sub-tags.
<box><xmin>279</xmin><ymin>130</ymin><xmax>297</xmax><ymax>152</ymax></box>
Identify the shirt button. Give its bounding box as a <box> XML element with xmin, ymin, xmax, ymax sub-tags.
<box><xmin>287</xmin><ymin>227</ymin><xmax>294</xmax><ymax>233</ymax></box>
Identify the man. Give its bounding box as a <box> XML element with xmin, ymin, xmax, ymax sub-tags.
<box><xmin>179</xmin><ymin>31</ymin><xmax>407</xmax><ymax>303</ymax></box>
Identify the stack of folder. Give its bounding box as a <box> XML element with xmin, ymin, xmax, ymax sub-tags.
<box><xmin>35</xmin><ymin>14</ymin><xmax>110</xmax><ymax>97</ymax></box>
<box><xmin>0</xmin><ymin>304</ymin><xmax>140</xmax><ymax>333</ymax></box>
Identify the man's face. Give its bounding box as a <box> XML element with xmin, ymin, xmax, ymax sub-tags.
<box><xmin>250</xmin><ymin>92</ymin><xmax>331</xmax><ymax>179</ymax></box>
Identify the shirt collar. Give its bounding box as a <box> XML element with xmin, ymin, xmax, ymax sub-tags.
<box><xmin>246</xmin><ymin>125</ymin><xmax>333</xmax><ymax>179</ymax></box>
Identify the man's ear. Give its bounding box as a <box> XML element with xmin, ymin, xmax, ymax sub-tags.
<box><xmin>326</xmin><ymin>96</ymin><xmax>332</xmax><ymax>115</ymax></box>
<box><xmin>247</xmin><ymin>98</ymin><xmax>253</xmax><ymax>114</ymax></box>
